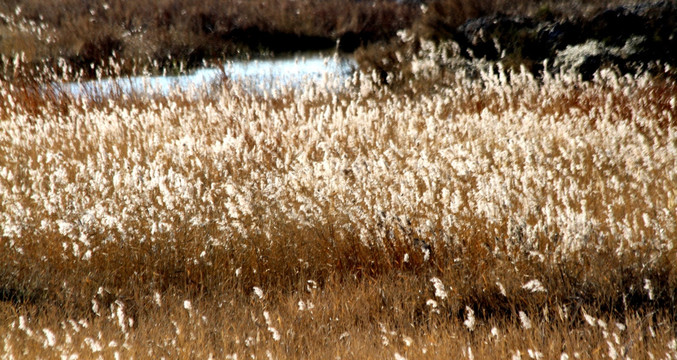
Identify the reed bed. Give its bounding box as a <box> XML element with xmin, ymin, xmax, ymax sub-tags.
<box><xmin>1</xmin><ymin>57</ymin><xmax>676</xmax><ymax>359</ymax></box>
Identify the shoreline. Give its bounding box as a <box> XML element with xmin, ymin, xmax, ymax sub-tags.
<box><xmin>3</xmin><ymin>0</ymin><xmax>674</xmax><ymax>81</ymax></box>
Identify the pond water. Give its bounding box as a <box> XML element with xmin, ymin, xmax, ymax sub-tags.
<box><xmin>64</xmin><ymin>54</ymin><xmax>356</xmax><ymax>97</ymax></box>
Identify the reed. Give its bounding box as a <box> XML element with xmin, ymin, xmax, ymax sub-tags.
<box><xmin>1</xmin><ymin>49</ymin><xmax>676</xmax><ymax>358</ymax></box>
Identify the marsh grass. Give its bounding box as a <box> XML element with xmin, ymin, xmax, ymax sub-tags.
<box><xmin>1</xmin><ymin>56</ymin><xmax>677</xmax><ymax>358</ymax></box>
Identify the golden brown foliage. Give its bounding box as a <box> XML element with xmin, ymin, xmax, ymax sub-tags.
<box><xmin>1</xmin><ymin>60</ymin><xmax>676</xmax><ymax>358</ymax></box>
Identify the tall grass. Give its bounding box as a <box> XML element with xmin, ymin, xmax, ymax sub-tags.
<box><xmin>1</xmin><ymin>53</ymin><xmax>676</xmax><ymax>358</ymax></box>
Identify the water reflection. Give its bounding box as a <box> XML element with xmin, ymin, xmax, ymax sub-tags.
<box><xmin>64</xmin><ymin>54</ymin><xmax>355</xmax><ymax>97</ymax></box>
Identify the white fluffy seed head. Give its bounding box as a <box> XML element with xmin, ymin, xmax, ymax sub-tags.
<box><xmin>463</xmin><ymin>306</ymin><xmax>476</xmax><ymax>331</ymax></box>
<box><xmin>519</xmin><ymin>311</ymin><xmax>532</xmax><ymax>329</ymax></box>
<box><xmin>253</xmin><ymin>287</ymin><xmax>264</xmax><ymax>299</ymax></box>
<box><xmin>522</xmin><ymin>279</ymin><xmax>546</xmax><ymax>293</ymax></box>
<box><xmin>430</xmin><ymin>277</ymin><xmax>448</xmax><ymax>299</ymax></box>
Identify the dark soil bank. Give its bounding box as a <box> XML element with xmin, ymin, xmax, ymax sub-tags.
<box><xmin>451</xmin><ymin>1</ymin><xmax>677</xmax><ymax>78</ymax></box>
<box><xmin>356</xmin><ymin>1</ymin><xmax>677</xmax><ymax>81</ymax></box>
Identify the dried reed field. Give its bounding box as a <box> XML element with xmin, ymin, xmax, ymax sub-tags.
<box><xmin>1</xmin><ymin>57</ymin><xmax>677</xmax><ymax>359</ymax></box>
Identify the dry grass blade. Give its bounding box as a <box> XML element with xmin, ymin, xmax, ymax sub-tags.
<box><xmin>1</xmin><ymin>53</ymin><xmax>676</xmax><ymax>358</ymax></box>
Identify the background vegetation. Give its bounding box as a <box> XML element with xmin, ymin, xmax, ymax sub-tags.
<box><xmin>0</xmin><ymin>0</ymin><xmax>658</xmax><ymax>79</ymax></box>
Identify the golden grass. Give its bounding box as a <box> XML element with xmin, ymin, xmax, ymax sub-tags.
<box><xmin>1</xmin><ymin>60</ymin><xmax>676</xmax><ymax>358</ymax></box>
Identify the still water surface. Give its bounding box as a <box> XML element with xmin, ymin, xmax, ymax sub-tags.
<box><xmin>65</xmin><ymin>55</ymin><xmax>355</xmax><ymax>96</ymax></box>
